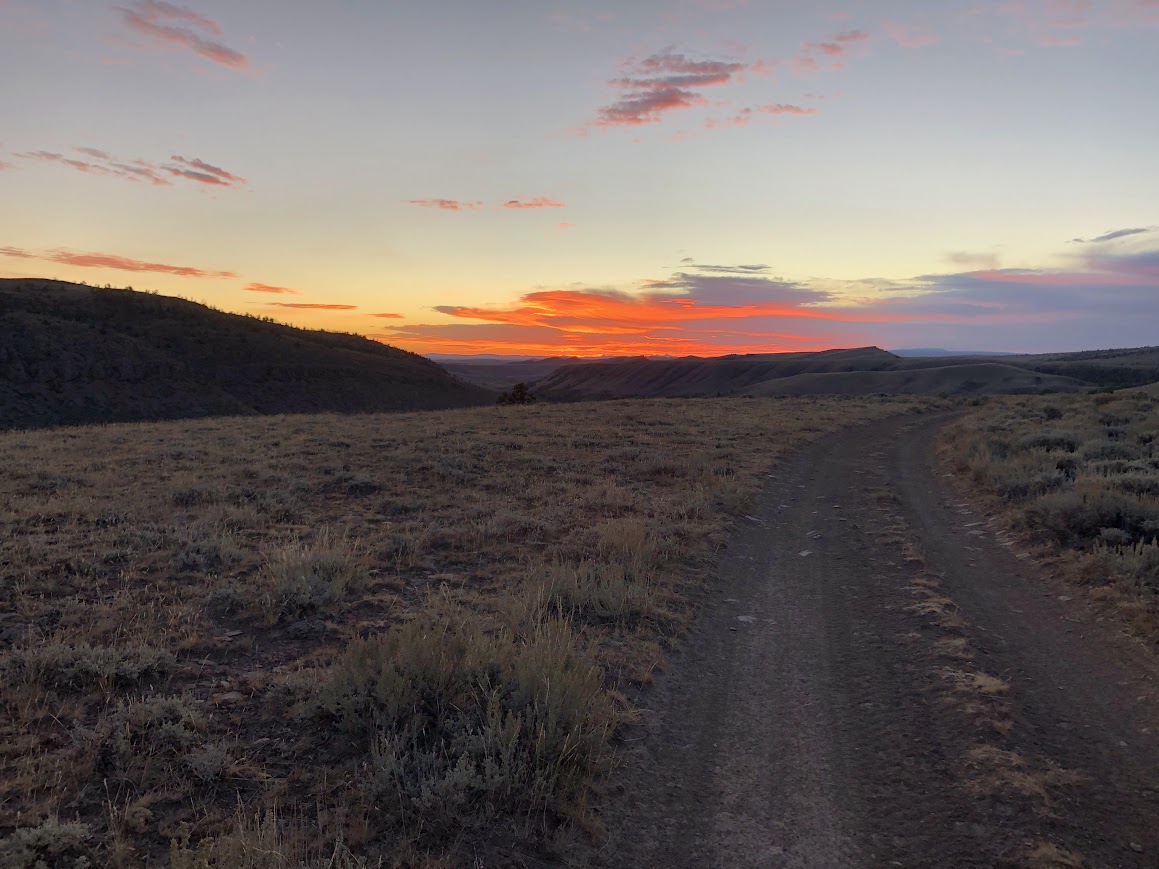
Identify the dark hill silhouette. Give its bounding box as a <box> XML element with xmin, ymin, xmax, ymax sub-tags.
<box><xmin>532</xmin><ymin>346</ymin><xmax>1159</xmax><ymax>400</ymax></box>
<box><xmin>0</xmin><ymin>279</ymin><xmax>491</xmax><ymax>430</ymax></box>
<box><xmin>534</xmin><ymin>347</ymin><xmax>903</xmax><ymax>399</ymax></box>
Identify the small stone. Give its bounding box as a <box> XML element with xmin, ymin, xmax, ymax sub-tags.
<box><xmin>799</xmin><ymin>550</ymin><xmax>813</xmax><ymax>557</ymax></box>
<box><xmin>1130</xmin><ymin>842</ymin><xmax>1143</xmax><ymax>853</ymax></box>
<box><xmin>211</xmin><ymin>691</ymin><xmax>245</xmax><ymax>706</ymax></box>
<box><xmin>737</xmin><ymin>616</ymin><xmax>757</xmax><ymax>624</ymax></box>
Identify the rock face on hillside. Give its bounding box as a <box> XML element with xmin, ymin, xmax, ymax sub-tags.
<box><xmin>0</xmin><ymin>279</ymin><xmax>491</xmax><ymax>430</ymax></box>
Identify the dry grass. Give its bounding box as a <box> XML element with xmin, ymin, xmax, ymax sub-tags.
<box><xmin>943</xmin><ymin>390</ymin><xmax>1159</xmax><ymax>641</ymax></box>
<box><xmin>0</xmin><ymin>396</ymin><xmax>924</xmax><ymax>865</ymax></box>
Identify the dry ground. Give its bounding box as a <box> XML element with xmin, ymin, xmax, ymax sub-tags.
<box><xmin>0</xmin><ymin>396</ymin><xmax>928</xmax><ymax>867</ymax></box>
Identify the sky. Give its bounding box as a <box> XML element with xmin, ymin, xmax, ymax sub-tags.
<box><xmin>1</xmin><ymin>0</ymin><xmax>1157</xmax><ymax>357</ymax></box>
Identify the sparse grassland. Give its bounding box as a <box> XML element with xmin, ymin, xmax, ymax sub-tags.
<box><xmin>943</xmin><ymin>390</ymin><xmax>1159</xmax><ymax>639</ymax></box>
<box><xmin>0</xmin><ymin>396</ymin><xmax>925</xmax><ymax>866</ymax></box>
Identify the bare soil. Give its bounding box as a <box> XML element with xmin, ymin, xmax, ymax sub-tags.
<box><xmin>599</xmin><ymin>415</ymin><xmax>1159</xmax><ymax>868</ymax></box>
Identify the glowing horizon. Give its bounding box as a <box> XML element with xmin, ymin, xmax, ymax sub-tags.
<box><xmin>2</xmin><ymin>1</ymin><xmax>1157</xmax><ymax>357</ymax></box>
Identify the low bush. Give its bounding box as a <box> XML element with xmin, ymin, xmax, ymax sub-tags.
<box><xmin>256</xmin><ymin>530</ymin><xmax>365</xmax><ymax>621</ymax></box>
<box><xmin>0</xmin><ymin>817</ymin><xmax>94</xmax><ymax>869</ymax></box>
<box><xmin>9</xmin><ymin>643</ymin><xmax>173</xmax><ymax>692</ymax></box>
<box><xmin>317</xmin><ymin>606</ymin><xmax>616</xmax><ymax>836</ymax></box>
<box><xmin>539</xmin><ymin>560</ymin><xmax>657</xmax><ymax>624</ymax></box>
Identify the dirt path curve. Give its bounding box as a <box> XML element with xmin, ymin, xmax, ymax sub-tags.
<box><xmin>599</xmin><ymin>414</ymin><xmax>1159</xmax><ymax>868</ymax></box>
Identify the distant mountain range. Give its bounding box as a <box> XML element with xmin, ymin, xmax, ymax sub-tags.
<box><xmin>511</xmin><ymin>346</ymin><xmax>1159</xmax><ymax>400</ymax></box>
<box><xmin>890</xmin><ymin>349</ymin><xmax>1015</xmax><ymax>358</ymax></box>
<box><xmin>0</xmin><ymin>279</ymin><xmax>490</xmax><ymax>430</ymax></box>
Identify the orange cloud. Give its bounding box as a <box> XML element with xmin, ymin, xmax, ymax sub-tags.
<box><xmin>0</xmin><ymin>246</ymin><xmax>236</xmax><ymax>278</ymax></box>
<box><xmin>370</xmin><ymin>312</ymin><xmax>404</xmax><ymax>318</ymax></box>
<box><xmin>120</xmin><ymin>0</ymin><xmax>250</xmax><ymax>70</ymax></box>
<box><xmin>244</xmin><ymin>282</ymin><xmax>299</xmax><ymax>294</ymax></box>
<box><xmin>270</xmin><ymin>303</ymin><xmax>357</xmax><ymax>310</ymax></box>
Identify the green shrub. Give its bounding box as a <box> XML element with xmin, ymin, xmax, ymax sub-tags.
<box><xmin>1017</xmin><ymin>431</ymin><xmax>1078</xmax><ymax>452</ymax></box>
<box><xmin>538</xmin><ymin>560</ymin><xmax>657</xmax><ymax>624</ymax></box>
<box><xmin>9</xmin><ymin>643</ymin><xmax>173</xmax><ymax>691</ymax></box>
<box><xmin>1080</xmin><ymin>440</ymin><xmax>1139</xmax><ymax>462</ymax></box>
<box><xmin>317</xmin><ymin>607</ymin><xmax>615</xmax><ymax>834</ymax></box>
<box><xmin>96</xmin><ymin>696</ymin><xmax>229</xmax><ymax>789</ymax></box>
<box><xmin>0</xmin><ymin>818</ymin><xmax>93</xmax><ymax>869</ymax></box>
<box><xmin>1027</xmin><ymin>490</ymin><xmax>1159</xmax><ymax>546</ymax></box>
<box><xmin>256</xmin><ymin>530</ymin><xmax>364</xmax><ymax>620</ymax></box>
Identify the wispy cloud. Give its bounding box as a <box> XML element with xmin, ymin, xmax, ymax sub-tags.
<box><xmin>0</xmin><ymin>246</ymin><xmax>236</xmax><ymax>278</ymax></box>
<box><xmin>885</xmin><ymin>22</ymin><xmax>940</xmax><ymax>48</ymax></box>
<box><xmin>704</xmin><ymin>102</ymin><xmax>818</xmax><ymax>128</ymax></box>
<box><xmin>14</xmin><ymin>147</ymin><xmax>245</xmax><ymax>189</ymax></box>
<box><xmin>1072</xmin><ymin>226</ymin><xmax>1154</xmax><ymax>243</ymax></box>
<box><xmin>269</xmin><ymin>303</ymin><xmax>358</xmax><ymax>310</ymax></box>
<box><xmin>791</xmin><ymin>28</ymin><xmax>873</xmax><ymax>74</ymax></box>
<box><xmin>502</xmin><ymin>197</ymin><xmax>565</xmax><ymax>209</ymax></box>
<box><xmin>165</xmin><ymin>155</ymin><xmax>246</xmax><ymax>187</ymax></box>
<box><xmin>404</xmin><ymin>199</ymin><xmax>484</xmax><ymax>211</ymax></box>
<box><xmin>118</xmin><ymin>0</ymin><xmax>250</xmax><ymax>70</ymax></box>
<box><xmin>370</xmin><ymin>312</ymin><xmax>404</xmax><ymax>319</ymax></box>
<box><xmin>244</xmin><ymin>282</ymin><xmax>300</xmax><ymax>295</ymax></box>
<box><xmin>946</xmin><ymin>250</ymin><xmax>1002</xmax><ymax>270</ymax></box>
<box><xmin>594</xmin><ymin>48</ymin><xmax>749</xmax><ymax>127</ymax></box>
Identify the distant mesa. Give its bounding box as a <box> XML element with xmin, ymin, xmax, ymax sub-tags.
<box><xmin>0</xmin><ymin>279</ymin><xmax>491</xmax><ymax>431</ymax></box>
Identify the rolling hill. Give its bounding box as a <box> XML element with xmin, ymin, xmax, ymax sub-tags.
<box><xmin>533</xmin><ymin>346</ymin><xmax>1158</xmax><ymax>400</ymax></box>
<box><xmin>0</xmin><ymin>279</ymin><xmax>491</xmax><ymax>430</ymax></box>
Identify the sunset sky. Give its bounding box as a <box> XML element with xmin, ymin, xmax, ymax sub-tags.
<box><xmin>1</xmin><ymin>0</ymin><xmax>1156</xmax><ymax>356</ymax></box>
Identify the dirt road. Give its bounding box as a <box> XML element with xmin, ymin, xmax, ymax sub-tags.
<box><xmin>600</xmin><ymin>415</ymin><xmax>1159</xmax><ymax>868</ymax></box>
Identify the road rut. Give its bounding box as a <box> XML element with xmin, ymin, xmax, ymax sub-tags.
<box><xmin>600</xmin><ymin>414</ymin><xmax>1159</xmax><ymax>868</ymax></box>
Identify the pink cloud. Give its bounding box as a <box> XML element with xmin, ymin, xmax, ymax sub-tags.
<box><xmin>757</xmin><ymin>103</ymin><xmax>818</xmax><ymax>115</ymax></box>
<box><xmin>405</xmin><ymin>199</ymin><xmax>483</xmax><ymax>211</ymax></box>
<box><xmin>558</xmin><ymin>222</ymin><xmax>577</xmax><ymax>230</ymax></box>
<box><xmin>165</xmin><ymin>155</ymin><xmax>246</xmax><ymax>187</ymax></box>
<box><xmin>594</xmin><ymin>49</ymin><xmax>749</xmax><ymax>127</ymax></box>
<box><xmin>119</xmin><ymin>0</ymin><xmax>250</xmax><ymax>70</ymax></box>
<box><xmin>1039</xmin><ymin>33</ymin><xmax>1082</xmax><ymax>45</ymax></box>
<box><xmin>885</xmin><ymin>22</ymin><xmax>940</xmax><ymax>48</ymax></box>
<box><xmin>705</xmin><ymin>102</ymin><xmax>818</xmax><ymax>128</ymax></box>
<box><xmin>270</xmin><ymin>303</ymin><xmax>358</xmax><ymax>310</ymax></box>
<box><xmin>0</xmin><ymin>245</ymin><xmax>236</xmax><ymax>278</ymax></box>
<box><xmin>371</xmin><ymin>312</ymin><xmax>404</xmax><ymax>319</ymax></box>
<box><xmin>244</xmin><ymin>282</ymin><xmax>300</xmax><ymax>295</ymax></box>
<box><xmin>502</xmin><ymin>197</ymin><xmax>565</xmax><ymax>209</ymax></box>
<box><xmin>15</xmin><ymin>147</ymin><xmax>244</xmax><ymax>190</ymax></box>
<box><xmin>790</xmin><ymin>25</ymin><xmax>873</xmax><ymax>75</ymax></box>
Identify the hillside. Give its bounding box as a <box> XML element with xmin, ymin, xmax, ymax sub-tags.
<box><xmin>534</xmin><ymin>347</ymin><xmax>899</xmax><ymax>399</ymax></box>
<box><xmin>0</xmin><ymin>279</ymin><xmax>491</xmax><ymax>430</ymax></box>
<box><xmin>534</xmin><ymin>346</ymin><xmax>1159</xmax><ymax>400</ymax></box>
<box><xmin>742</xmin><ymin>363</ymin><xmax>1087</xmax><ymax>397</ymax></box>
<box><xmin>441</xmin><ymin>356</ymin><xmax>611</xmax><ymax>391</ymax></box>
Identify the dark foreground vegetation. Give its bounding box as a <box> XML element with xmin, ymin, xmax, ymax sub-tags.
<box><xmin>0</xmin><ymin>396</ymin><xmax>928</xmax><ymax>866</ymax></box>
<box><xmin>944</xmin><ymin>389</ymin><xmax>1159</xmax><ymax>640</ymax></box>
<box><xmin>0</xmin><ymin>279</ymin><xmax>490</xmax><ymax>431</ymax></box>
